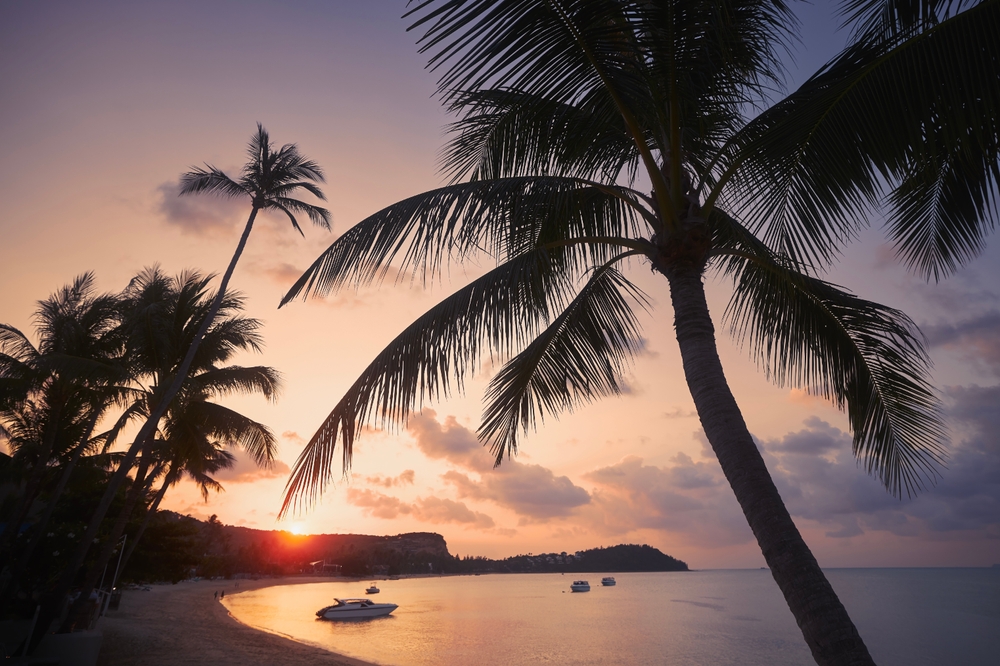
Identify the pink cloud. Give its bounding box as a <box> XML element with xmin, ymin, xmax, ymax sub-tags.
<box><xmin>345</xmin><ymin>487</ymin><xmax>495</xmax><ymax>529</ymax></box>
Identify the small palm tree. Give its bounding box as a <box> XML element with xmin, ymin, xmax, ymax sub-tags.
<box><xmin>157</xmin><ymin>123</ymin><xmax>329</xmax><ymax>428</ymax></box>
<box><xmin>278</xmin><ymin>2</ymin><xmax>998</xmax><ymax>665</ymax></box>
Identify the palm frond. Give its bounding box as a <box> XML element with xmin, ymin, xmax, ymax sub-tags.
<box><xmin>280</xmin><ymin>176</ymin><xmax>645</xmax><ymax>306</ymax></box>
<box><xmin>192</xmin><ymin>365</ymin><xmax>281</xmax><ymax>402</ymax></box>
<box><xmin>841</xmin><ymin>0</ymin><xmax>978</xmax><ymax>42</ymax></box>
<box><xmin>713</xmin><ymin>211</ymin><xmax>946</xmax><ymax>496</ymax></box>
<box><xmin>0</xmin><ymin>324</ymin><xmax>40</xmax><ymax>363</ymax></box>
<box><xmin>723</xmin><ymin>1</ymin><xmax>1000</xmax><ymax>275</ymax></box>
<box><xmin>268</xmin><ymin>197</ymin><xmax>333</xmax><ymax>231</ymax></box>
<box><xmin>480</xmin><ymin>261</ymin><xmax>647</xmax><ymax>463</ymax></box>
<box><xmin>442</xmin><ymin>87</ymin><xmax>638</xmax><ymax>183</ymax></box>
<box><xmin>184</xmin><ymin>401</ymin><xmax>277</xmax><ymax>467</ymax></box>
<box><xmin>179</xmin><ymin>167</ymin><xmax>248</xmax><ymax>199</ymax></box>
<box><xmin>280</xmin><ymin>247</ymin><xmax>589</xmax><ymax>517</ymax></box>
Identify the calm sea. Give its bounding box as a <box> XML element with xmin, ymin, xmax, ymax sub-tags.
<box><xmin>222</xmin><ymin>569</ymin><xmax>999</xmax><ymax>665</ymax></box>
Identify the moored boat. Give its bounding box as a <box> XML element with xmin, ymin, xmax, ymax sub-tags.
<box><xmin>601</xmin><ymin>577</ymin><xmax>616</xmax><ymax>586</ymax></box>
<box><xmin>365</xmin><ymin>583</ymin><xmax>380</xmax><ymax>594</ymax></box>
<box><xmin>570</xmin><ymin>580</ymin><xmax>590</xmax><ymax>592</ymax></box>
<box><xmin>316</xmin><ymin>598</ymin><xmax>398</xmax><ymax>619</ymax></box>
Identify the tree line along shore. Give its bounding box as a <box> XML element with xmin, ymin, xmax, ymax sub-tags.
<box><xmin>110</xmin><ymin>511</ymin><xmax>688</xmax><ymax>582</ymax></box>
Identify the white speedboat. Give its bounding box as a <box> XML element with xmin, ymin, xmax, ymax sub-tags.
<box><xmin>365</xmin><ymin>583</ymin><xmax>380</xmax><ymax>594</ymax></box>
<box><xmin>570</xmin><ymin>580</ymin><xmax>590</xmax><ymax>592</ymax></box>
<box><xmin>316</xmin><ymin>598</ymin><xmax>398</xmax><ymax>619</ymax></box>
<box><xmin>601</xmin><ymin>577</ymin><xmax>616</xmax><ymax>586</ymax></box>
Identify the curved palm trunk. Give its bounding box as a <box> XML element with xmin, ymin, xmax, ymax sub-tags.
<box><xmin>26</xmin><ymin>208</ymin><xmax>259</xmax><ymax>652</ymax></box>
<box><xmin>665</xmin><ymin>269</ymin><xmax>875</xmax><ymax>666</ymax></box>
<box><xmin>116</xmin><ymin>472</ymin><xmax>174</xmax><ymax>579</ymax></box>
<box><xmin>59</xmin><ymin>451</ymin><xmax>153</xmax><ymax>632</ymax></box>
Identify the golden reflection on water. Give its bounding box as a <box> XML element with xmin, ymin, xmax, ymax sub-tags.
<box><xmin>222</xmin><ymin>569</ymin><xmax>999</xmax><ymax>666</ymax></box>
<box><xmin>222</xmin><ymin>571</ymin><xmax>808</xmax><ymax>665</ymax></box>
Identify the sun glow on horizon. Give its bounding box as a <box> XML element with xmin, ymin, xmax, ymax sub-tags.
<box><xmin>287</xmin><ymin>522</ymin><xmax>307</xmax><ymax>536</ymax></box>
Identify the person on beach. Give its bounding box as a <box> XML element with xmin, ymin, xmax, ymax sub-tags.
<box><xmin>214</xmin><ymin>591</ymin><xmax>218</xmax><ymax>600</ymax></box>
<box><xmin>221</xmin><ymin>591</ymin><xmax>224</xmax><ymax>599</ymax></box>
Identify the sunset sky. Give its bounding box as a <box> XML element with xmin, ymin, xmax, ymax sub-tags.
<box><xmin>2</xmin><ymin>1</ymin><xmax>997</xmax><ymax>569</ymax></box>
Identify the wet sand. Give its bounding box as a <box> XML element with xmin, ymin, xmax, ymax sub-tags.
<box><xmin>96</xmin><ymin>577</ymin><xmax>375</xmax><ymax>666</ymax></box>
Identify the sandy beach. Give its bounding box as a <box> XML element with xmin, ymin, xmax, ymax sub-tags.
<box><xmin>96</xmin><ymin>577</ymin><xmax>375</xmax><ymax>666</ymax></box>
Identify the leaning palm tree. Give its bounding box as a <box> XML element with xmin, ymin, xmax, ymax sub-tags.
<box><xmin>278</xmin><ymin>2</ymin><xmax>998</xmax><ymax>665</ymax></box>
<box><xmin>140</xmin><ymin>124</ymin><xmax>329</xmax><ymax>448</ymax></box>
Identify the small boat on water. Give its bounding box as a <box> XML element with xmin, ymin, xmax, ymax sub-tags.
<box><xmin>601</xmin><ymin>577</ymin><xmax>616</xmax><ymax>586</ymax></box>
<box><xmin>316</xmin><ymin>598</ymin><xmax>398</xmax><ymax>619</ymax></box>
<box><xmin>365</xmin><ymin>583</ymin><xmax>380</xmax><ymax>594</ymax></box>
<box><xmin>570</xmin><ymin>580</ymin><xmax>590</xmax><ymax>592</ymax></box>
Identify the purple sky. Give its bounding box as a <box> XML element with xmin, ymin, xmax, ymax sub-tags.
<box><xmin>1</xmin><ymin>1</ymin><xmax>997</xmax><ymax>568</ymax></box>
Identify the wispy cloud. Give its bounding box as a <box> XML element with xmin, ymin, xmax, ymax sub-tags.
<box><xmin>156</xmin><ymin>179</ymin><xmax>245</xmax><ymax>236</ymax></box>
<box><xmin>362</xmin><ymin>470</ymin><xmax>416</xmax><ymax>488</ymax></box>
<box><xmin>346</xmin><ymin>488</ymin><xmax>495</xmax><ymax>530</ymax></box>
<box><xmin>213</xmin><ymin>448</ymin><xmax>291</xmax><ymax>484</ymax></box>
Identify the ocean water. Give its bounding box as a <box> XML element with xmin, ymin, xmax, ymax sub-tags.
<box><xmin>223</xmin><ymin>569</ymin><xmax>999</xmax><ymax>665</ymax></box>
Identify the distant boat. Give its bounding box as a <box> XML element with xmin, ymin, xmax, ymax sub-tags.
<box><xmin>570</xmin><ymin>580</ymin><xmax>590</xmax><ymax>592</ymax></box>
<box><xmin>316</xmin><ymin>598</ymin><xmax>397</xmax><ymax>620</ymax></box>
<box><xmin>366</xmin><ymin>583</ymin><xmax>380</xmax><ymax>594</ymax></box>
<box><xmin>601</xmin><ymin>577</ymin><xmax>616</xmax><ymax>586</ymax></box>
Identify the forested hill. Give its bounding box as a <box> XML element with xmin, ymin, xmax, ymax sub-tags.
<box><xmin>468</xmin><ymin>544</ymin><xmax>688</xmax><ymax>574</ymax></box>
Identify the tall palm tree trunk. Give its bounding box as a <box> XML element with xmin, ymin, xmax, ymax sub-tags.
<box><xmin>158</xmin><ymin>207</ymin><xmax>259</xmax><ymax>417</ymax></box>
<box><xmin>26</xmin><ymin>210</ymin><xmax>259</xmax><ymax>653</ymax></box>
<box><xmin>59</xmin><ymin>451</ymin><xmax>153</xmax><ymax>632</ymax></box>
<box><xmin>0</xmin><ymin>412</ymin><xmax>100</xmax><ymax>604</ymax></box>
<box><xmin>665</xmin><ymin>268</ymin><xmax>875</xmax><ymax>666</ymax></box>
<box><xmin>116</xmin><ymin>472</ymin><xmax>173</xmax><ymax>580</ymax></box>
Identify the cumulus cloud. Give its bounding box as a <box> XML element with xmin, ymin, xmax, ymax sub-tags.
<box><xmin>362</xmin><ymin>470</ymin><xmax>416</xmax><ymax>488</ymax></box>
<box><xmin>765</xmin><ymin>416</ymin><xmax>843</xmax><ymax>455</ymax></box>
<box><xmin>263</xmin><ymin>262</ymin><xmax>306</xmax><ymax>287</ymax></box>
<box><xmin>575</xmin><ymin>404</ymin><xmax>1000</xmax><ymax>549</ymax></box>
<box><xmin>345</xmin><ymin>488</ymin><xmax>495</xmax><ymax>529</ymax></box>
<box><xmin>409</xmin><ymin>410</ymin><xmax>590</xmax><ymax>521</ymax></box>
<box><xmin>212</xmin><ymin>448</ymin><xmax>290</xmax><ymax>484</ymax></box>
<box><xmin>442</xmin><ymin>464</ymin><xmax>591</xmax><ymax>522</ymax></box>
<box><xmin>924</xmin><ymin>311</ymin><xmax>1000</xmax><ymax>377</ymax></box>
<box><xmin>582</xmin><ymin>454</ymin><xmax>751</xmax><ymax>547</ymax></box>
<box><xmin>408</xmin><ymin>410</ymin><xmax>494</xmax><ymax>472</ymax></box>
<box><xmin>157</xmin><ymin>180</ymin><xmax>245</xmax><ymax>236</ymax></box>
<box><xmin>760</xmin><ymin>411</ymin><xmax>1000</xmax><ymax>540</ymax></box>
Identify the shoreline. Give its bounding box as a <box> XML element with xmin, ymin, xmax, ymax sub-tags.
<box><xmin>96</xmin><ymin>577</ymin><xmax>376</xmax><ymax>666</ymax></box>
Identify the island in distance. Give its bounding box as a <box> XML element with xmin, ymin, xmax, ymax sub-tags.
<box><xmin>122</xmin><ymin>512</ymin><xmax>688</xmax><ymax>583</ymax></box>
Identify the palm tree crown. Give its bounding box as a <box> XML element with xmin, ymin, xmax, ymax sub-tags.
<box><xmin>179</xmin><ymin>123</ymin><xmax>331</xmax><ymax>235</ymax></box>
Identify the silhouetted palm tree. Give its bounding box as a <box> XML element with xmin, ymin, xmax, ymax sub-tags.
<box><xmin>55</xmin><ymin>268</ymin><xmax>279</xmax><ymax>633</ymax></box>
<box><xmin>48</xmin><ymin>126</ymin><xmax>329</xmax><ymax>584</ymax></box>
<box><xmin>279</xmin><ymin>2</ymin><xmax>998</xmax><ymax>665</ymax></box>
<box><xmin>0</xmin><ymin>274</ymin><xmax>124</xmax><ymax>557</ymax></box>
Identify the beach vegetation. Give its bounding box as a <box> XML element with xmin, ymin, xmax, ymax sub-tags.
<box><xmin>0</xmin><ymin>269</ymin><xmax>282</xmax><ymax>642</ymax></box>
